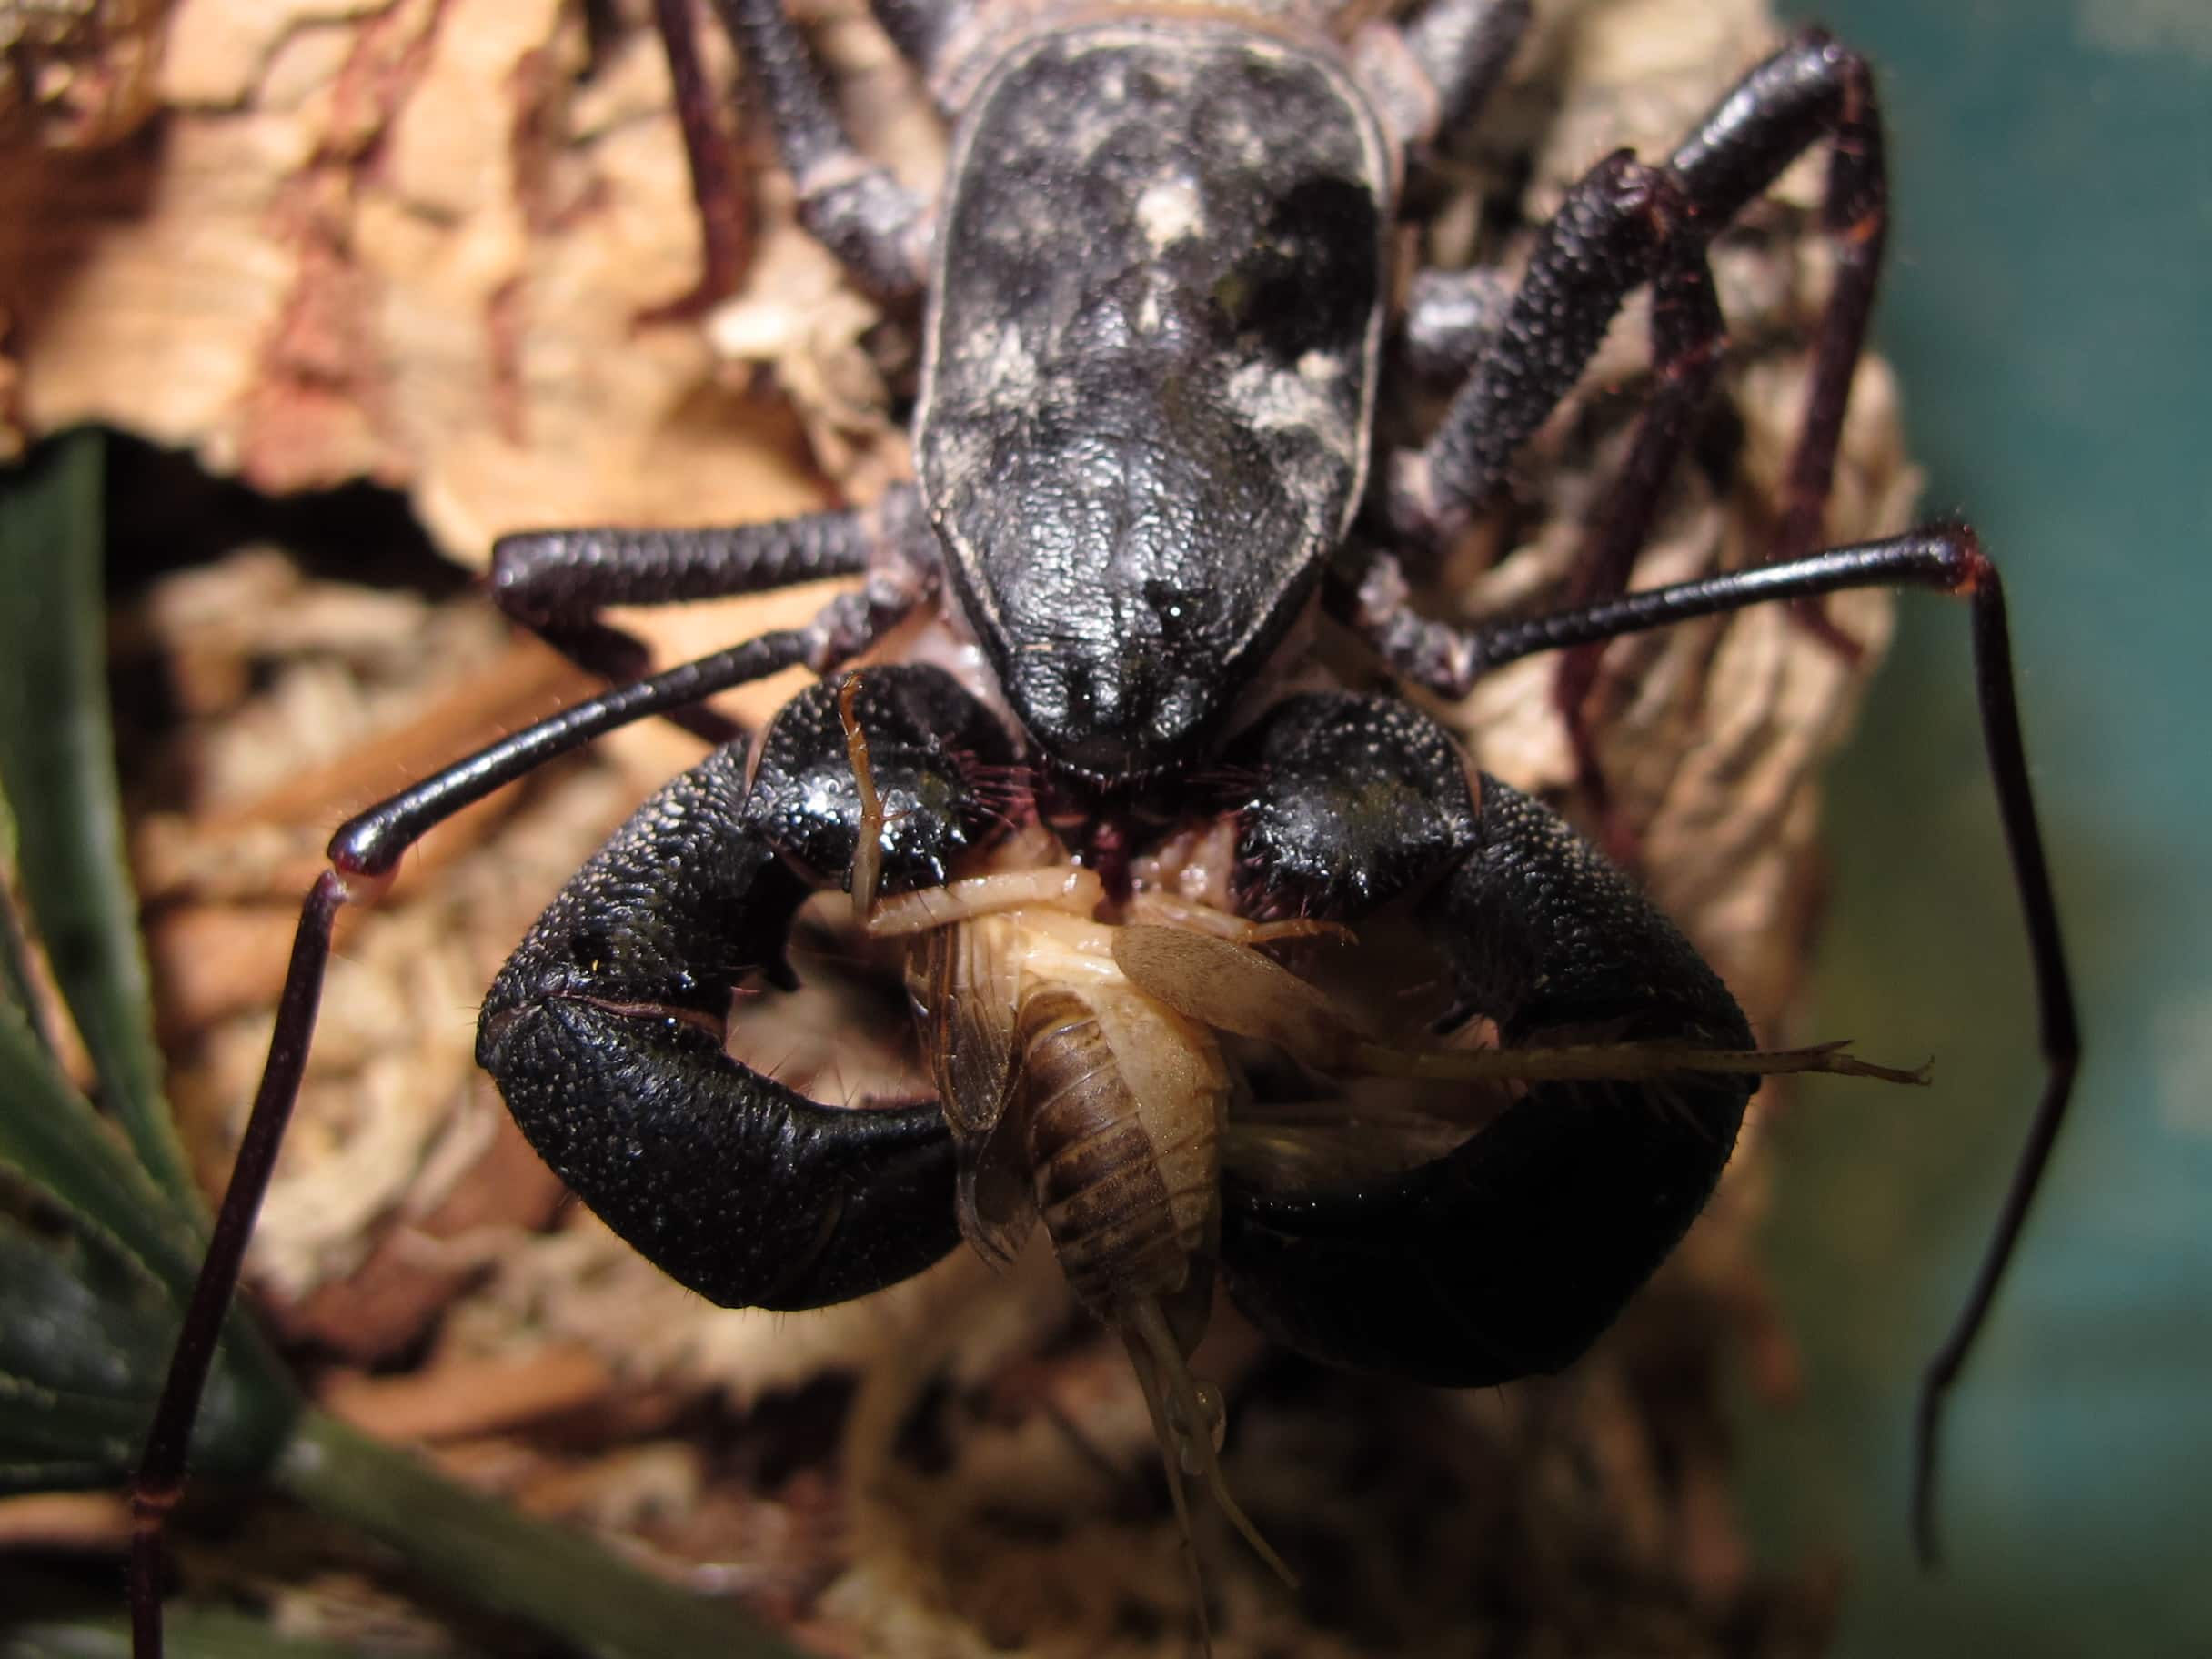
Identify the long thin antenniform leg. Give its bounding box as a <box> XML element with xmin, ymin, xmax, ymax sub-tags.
<box><xmin>129</xmin><ymin>871</ymin><xmax>343</xmax><ymax>1659</ymax></box>
<box><xmin>1906</xmin><ymin>570</ymin><xmax>2080</xmax><ymax>1565</ymax></box>
<box><xmin>639</xmin><ymin>0</ymin><xmax>754</xmax><ymax>325</ymax></box>
<box><xmin>488</xmin><ymin>487</ymin><xmax>929</xmax><ymax>744</ymax></box>
<box><xmin>708</xmin><ymin>0</ymin><xmax>930</xmax><ymax>299</ymax></box>
<box><xmin>126</xmin><ymin>582</ymin><xmax>917</xmax><ymax>1659</ymax></box>
<box><xmin>1341</xmin><ymin>524</ymin><xmax>2081</xmax><ymax>1555</ymax></box>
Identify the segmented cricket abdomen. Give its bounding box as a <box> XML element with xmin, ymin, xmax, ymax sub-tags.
<box><xmin>1018</xmin><ymin>983</ymin><xmax>1224</xmax><ymax>1321</ymax></box>
<box><xmin>907</xmin><ymin>900</ymin><xmax>1293</xmax><ymax>1602</ymax></box>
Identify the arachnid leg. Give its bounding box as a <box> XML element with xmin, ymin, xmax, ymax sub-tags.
<box><xmin>1396</xmin><ymin>0</ymin><xmax>1530</xmax><ymax>140</ymax></box>
<box><xmin>1342</xmin><ymin>525</ymin><xmax>2079</xmax><ymax>1559</ymax></box>
<box><xmin>866</xmin><ymin>0</ymin><xmax>977</xmax><ymax>86</ymax></box>
<box><xmin>1382</xmin><ymin>148</ymin><xmax>1742</xmax><ymax>853</ymax></box>
<box><xmin>1397</xmin><ymin>265</ymin><xmax>1516</xmax><ymax>385</ymax></box>
<box><xmin>1393</xmin><ymin>29</ymin><xmax>1886</xmax><ymax>638</ymax></box>
<box><xmin>1553</xmin><ymin>184</ymin><xmax>1727</xmax><ymax>859</ymax></box>
<box><xmin>127</xmin><ymin>588</ymin><xmax>921</xmax><ymax>1657</ymax></box>
<box><xmin>638</xmin><ymin>0</ymin><xmax>754</xmax><ymax>325</ymax></box>
<box><xmin>488</xmin><ymin>485</ymin><xmax>935</xmax><ymax>744</ymax></box>
<box><xmin>709</xmin><ymin>0</ymin><xmax>931</xmax><ymax>299</ymax></box>
<box><xmin>1352</xmin><ymin>0</ymin><xmax>1530</xmax><ymax>156</ymax></box>
<box><xmin>1350</xmin><ymin>0</ymin><xmax>1529</xmax><ymax>383</ymax></box>
<box><xmin>478</xmin><ymin>665</ymin><xmax>1015</xmax><ymax>1308</ymax></box>
<box><xmin>1219</xmin><ymin>692</ymin><xmax>1755</xmax><ymax>1385</ymax></box>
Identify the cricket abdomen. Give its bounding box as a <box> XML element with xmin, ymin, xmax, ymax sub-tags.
<box><xmin>1019</xmin><ymin>984</ymin><xmax>1221</xmax><ymax>1319</ymax></box>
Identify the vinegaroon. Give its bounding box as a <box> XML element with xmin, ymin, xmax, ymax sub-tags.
<box><xmin>128</xmin><ymin>0</ymin><xmax>2078</xmax><ymax>1649</ymax></box>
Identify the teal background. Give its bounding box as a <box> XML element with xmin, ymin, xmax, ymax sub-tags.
<box><xmin>1749</xmin><ymin>3</ymin><xmax>2210</xmax><ymax>1653</ymax></box>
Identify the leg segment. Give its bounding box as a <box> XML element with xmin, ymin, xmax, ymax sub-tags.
<box><xmin>1548</xmin><ymin>200</ymin><xmax>1726</xmax><ymax>853</ymax></box>
<box><xmin>1341</xmin><ymin>525</ymin><xmax>2080</xmax><ymax>1556</ymax></box>
<box><xmin>708</xmin><ymin>0</ymin><xmax>930</xmax><ymax>299</ymax></box>
<box><xmin>337</xmin><ymin>578</ymin><xmax>918</xmax><ymax>874</ymax></box>
<box><xmin>1352</xmin><ymin>0</ymin><xmax>1528</xmax><ymax>156</ymax></box>
<box><xmin>638</xmin><ymin>0</ymin><xmax>754</xmax><ymax>324</ymax></box>
<box><xmin>1218</xmin><ymin>692</ymin><xmax>1754</xmax><ymax>1383</ymax></box>
<box><xmin>130</xmin><ymin>874</ymin><xmax>343</xmax><ymax>1659</ymax></box>
<box><xmin>1392</xmin><ymin>29</ymin><xmax>1887</xmax><ymax>622</ymax></box>
<box><xmin>1397</xmin><ymin>0</ymin><xmax>1529</xmax><ymax>140</ymax></box>
<box><xmin>478</xmin><ymin>667</ymin><xmax>1015</xmax><ymax>1308</ymax></box>
<box><xmin>1675</xmin><ymin>32</ymin><xmax>1885</xmax><ymax>650</ymax></box>
<box><xmin>1368</xmin><ymin>0</ymin><xmax>1523</xmax><ymax>378</ymax></box>
<box><xmin>1389</xmin><ymin>148</ymin><xmax>1685</xmax><ymax>543</ymax></box>
<box><xmin>1398</xmin><ymin>265</ymin><xmax>1515</xmax><ymax>385</ymax></box>
<box><xmin>866</xmin><ymin>0</ymin><xmax>975</xmax><ymax>82</ymax></box>
<box><xmin>488</xmin><ymin>484</ymin><xmax>929</xmax><ymax>746</ymax></box>
<box><xmin>128</xmin><ymin>591</ymin><xmax>920</xmax><ymax>1657</ymax></box>
<box><xmin>1398</xmin><ymin>270</ymin><xmax>1522</xmax><ymax>391</ymax></box>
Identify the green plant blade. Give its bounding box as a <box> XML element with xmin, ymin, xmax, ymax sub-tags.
<box><xmin>0</xmin><ymin>1216</ymin><xmax>289</xmax><ymax>1493</ymax></box>
<box><xmin>0</xmin><ymin>431</ymin><xmax>198</xmax><ymax>1212</ymax></box>
<box><xmin>277</xmin><ymin>1414</ymin><xmax>808</xmax><ymax>1659</ymax></box>
<box><xmin>0</xmin><ymin>993</ymin><xmax>200</xmax><ymax>1295</ymax></box>
<box><xmin>0</xmin><ymin>437</ymin><xmax>808</xmax><ymax>1657</ymax></box>
<box><xmin>0</xmin><ymin>789</ymin><xmax>54</xmax><ymax>1054</ymax></box>
<box><xmin>0</xmin><ymin>455</ymin><xmax>302</xmax><ymax>1496</ymax></box>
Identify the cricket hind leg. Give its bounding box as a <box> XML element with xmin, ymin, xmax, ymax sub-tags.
<box><xmin>1120</xmin><ymin>1296</ymin><xmax>1298</xmax><ymax>1657</ymax></box>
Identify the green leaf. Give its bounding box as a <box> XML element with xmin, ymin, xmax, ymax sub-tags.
<box><xmin>278</xmin><ymin>1415</ymin><xmax>809</xmax><ymax>1659</ymax></box>
<box><xmin>0</xmin><ymin>438</ymin><xmax>298</xmax><ymax>1492</ymax></box>
<box><xmin>0</xmin><ymin>437</ymin><xmax>784</xmax><ymax>1659</ymax></box>
<box><xmin>0</xmin><ymin>1217</ymin><xmax>288</xmax><ymax>1493</ymax></box>
<box><xmin>0</xmin><ymin>431</ymin><xmax>198</xmax><ymax>1211</ymax></box>
<box><xmin>0</xmin><ymin>993</ymin><xmax>200</xmax><ymax>1295</ymax></box>
<box><xmin>0</xmin><ymin>789</ymin><xmax>53</xmax><ymax>1052</ymax></box>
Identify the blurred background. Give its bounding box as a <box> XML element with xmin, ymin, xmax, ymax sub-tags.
<box><xmin>1754</xmin><ymin>2</ymin><xmax>2210</xmax><ymax>1652</ymax></box>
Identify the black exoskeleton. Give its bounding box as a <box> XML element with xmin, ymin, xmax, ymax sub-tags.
<box><xmin>477</xmin><ymin>670</ymin><xmax>1756</xmax><ymax>1381</ymax></box>
<box><xmin>477</xmin><ymin>671</ymin><xmax>1014</xmax><ymax>1311</ymax></box>
<box><xmin>920</xmin><ymin>23</ymin><xmax>1387</xmax><ymax>772</ymax></box>
<box><xmin>131</xmin><ymin>2</ymin><xmax>2082</xmax><ymax>1649</ymax></box>
<box><xmin>1220</xmin><ymin>693</ymin><xmax>1755</xmax><ymax>1385</ymax></box>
